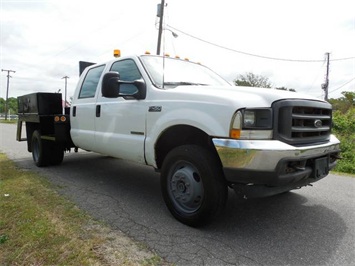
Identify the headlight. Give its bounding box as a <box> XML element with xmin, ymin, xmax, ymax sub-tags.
<box><xmin>243</xmin><ymin>109</ymin><xmax>272</xmax><ymax>129</ymax></box>
<box><xmin>244</xmin><ymin>110</ymin><xmax>256</xmax><ymax>127</ymax></box>
<box><xmin>230</xmin><ymin>108</ymin><xmax>273</xmax><ymax>139</ymax></box>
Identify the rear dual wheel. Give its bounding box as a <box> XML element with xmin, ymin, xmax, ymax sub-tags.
<box><xmin>31</xmin><ymin>130</ymin><xmax>64</xmax><ymax>167</ymax></box>
<box><xmin>161</xmin><ymin>145</ymin><xmax>227</xmax><ymax>227</ymax></box>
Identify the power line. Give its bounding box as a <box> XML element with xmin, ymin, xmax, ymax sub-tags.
<box><xmin>308</xmin><ymin>60</ymin><xmax>326</xmax><ymax>93</ymax></box>
<box><xmin>330</xmin><ymin>57</ymin><xmax>355</xmax><ymax>62</ymax></box>
<box><xmin>329</xmin><ymin>77</ymin><xmax>355</xmax><ymax>94</ymax></box>
<box><xmin>167</xmin><ymin>25</ymin><xmax>355</xmax><ymax>63</ymax></box>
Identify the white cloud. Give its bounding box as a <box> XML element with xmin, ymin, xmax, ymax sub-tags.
<box><xmin>1</xmin><ymin>0</ymin><xmax>354</xmax><ymax>101</ymax></box>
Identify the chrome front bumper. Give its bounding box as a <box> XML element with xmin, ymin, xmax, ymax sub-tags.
<box><xmin>213</xmin><ymin>135</ymin><xmax>340</xmax><ymax>186</ymax></box>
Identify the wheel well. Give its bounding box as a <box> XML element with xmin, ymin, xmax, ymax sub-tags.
<box><xmin>155</xmin><ymin>125</ymin><xmax>218</xmax><ymax>170</ymax></box>
<box><xmin>25</xmin><ymin>119</ymin><xmax>54</xmax><ymax>152</ymax></box>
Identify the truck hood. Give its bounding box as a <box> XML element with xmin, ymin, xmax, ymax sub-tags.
<box><xmin>165</xmin><ymin>85</ymin><xmax>325</xmax><ymax>108</ymax></box>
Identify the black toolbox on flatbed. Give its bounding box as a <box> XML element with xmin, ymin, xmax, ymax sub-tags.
<box><xmin>18</xmin><ymin>93</ymin><xmax>62</xmax><ymax>115</ymax></box>
<box><xmin>17</xmin><ymin>93</ymin><xmax>71</xmax><ymax>145</ymax></box>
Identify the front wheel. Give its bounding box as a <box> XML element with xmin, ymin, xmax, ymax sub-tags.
<box><xmin>161</xmin><ymin>145</ymin><xmax>227</xmax><ymax>227</ymax></box>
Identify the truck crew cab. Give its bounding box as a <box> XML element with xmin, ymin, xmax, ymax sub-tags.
<box><xmin>17</xmin><ymin>53</ymin><xmax>340</xmax><ymax>226</ymax></box>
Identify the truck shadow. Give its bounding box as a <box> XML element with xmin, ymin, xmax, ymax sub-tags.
<box><xmin>16</xmin><ymin>152</ymin><xmax>348</xmax><ymax>266</ymax></box>
<box><xmin>207</xmin><ymin>191</ymin><xmax>347</xmax><ymax>265</ymax></box>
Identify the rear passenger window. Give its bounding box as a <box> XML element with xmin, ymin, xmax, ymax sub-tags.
<box><xmin>79</xmin><ymin>65</ymin><xmax>105</xmax><ymax>98</ymax></box>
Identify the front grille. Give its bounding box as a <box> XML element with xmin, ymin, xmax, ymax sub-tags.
<box><xmin>273</xmin><ymin>100</ymin><xmax>332</xmax><ymax>145</ymax></box>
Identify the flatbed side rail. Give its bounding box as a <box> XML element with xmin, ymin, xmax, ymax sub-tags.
<box><xmin>16</xmin><ymin>114</ymin><xmax>42</xmax><ymax>142</ymax></box>
<box><xmin>16</xmin><ymin>119</ymin><xmax>27</xmax><ymax>141</ymax></box>
<box><xmin>16</xmin><ymin>113</ymin><xmax>57</xmax><ymax>142</ymax></box>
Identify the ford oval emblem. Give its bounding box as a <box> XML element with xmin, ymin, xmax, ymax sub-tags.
<box><xmin>314</xmin><ymin>119</ymin><xmax>323</xmax><ymax>128</ymax></box>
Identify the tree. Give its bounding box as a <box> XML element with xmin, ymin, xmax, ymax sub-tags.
<box><xmin>0</xmin><ymin>97</ymin><xmax>18</xmax><ymax>115</ymax></box>
<box><xmin>329</xmin><ymin>91</ymin><xmax>355</xmax><ymax>113</ymax></box>
<box><xmin>332</xmin><ymin>106</ymin><xmax>355</xmax><ymax>174</ymax></box>
<box><xmin>343</xmin><ymin>91</ymin><xmax>355</xmax><ymax>104</ymax></box>
<box><xmin>275</xmin><ymin>87</ymin><xmax>296</xmax><ymax>92</ymax></box>
<box><xmin>330</xmin><ymin>91</ymin><xmax>355</xmax><ymax>174</ymax></box>
<box><xmin>7</xmin><ymin>97</ymin><xmax>18</xmax><ymax>114</ymax></box>
<box><xmin>234</xmin><ymin>72</ymin><xmax>272</xmax><ymax>88</ymax></box>
<box><xmin>0</xmin><ymin>98</ymin><xmax>5</xmax><ymax>113</ymax></box>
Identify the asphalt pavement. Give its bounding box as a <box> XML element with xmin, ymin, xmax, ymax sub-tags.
<box><xmin>1</xmin><ymin>123</ymin><xmax>354</xmax><ymax>265</ymax></box>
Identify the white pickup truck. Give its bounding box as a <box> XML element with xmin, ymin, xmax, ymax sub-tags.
<box><xmin>17</xmin><ymin>53</ymin><xmax>341</xmax><ymax>226</ymax></box>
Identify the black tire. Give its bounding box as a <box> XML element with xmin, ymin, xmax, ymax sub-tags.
<box><xmin>161</xmin><ymin>145</ymin><xmax>227</xmax><ymax>227</ymax></box>
<box><xmin>31</xmin><ymin>130</ymin><xmax>50</xmax><ymax>167</ymax></box>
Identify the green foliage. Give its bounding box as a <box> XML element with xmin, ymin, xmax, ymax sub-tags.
<box><xmin>0</xmin><ymin>234</ymin><xmax>9</xmax><ymax>244</ymax></box>
<box><xmin>234</xmin><ymin>72</ymin><xmax>272</xmax><ymax>88</ymax></box>
<box><xmin>332</xmin><ymin>106</ymin><xmax>355</xmax><ymax>174</ymax></box>
<box><xmin>0</xmin><ymin>97</ymin><xmax>18</xmax><ymax>115</ymax></box>
<box><xmin>0</xmin><ymin>98</ymin><xmax>4</xmax><ymax>113</ymax></box>
<box><xmin>275</xmin><ymin>87</ymin><xmax>296</xmax><ymax>92</ymax></box>
<box><xmin>234</xmin><ymin>73</ymin><xmax>295</xmax><ymax>91</ymax></box>
<box><xmin>329</xmin><ymin>91</ymin><xmax>355</xmax><ymax>113</ymax></box>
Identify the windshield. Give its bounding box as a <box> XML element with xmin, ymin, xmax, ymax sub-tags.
<box><xmin>139</xmin><ymin>55</ymin><xmax>231</xmax><ymax>88</ymax></box>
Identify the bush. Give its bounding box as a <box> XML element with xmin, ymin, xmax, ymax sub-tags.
<box><xmin>332</xmin><ymin>107</ymin><xmax>355</xmax><ymax>174</ymax></box>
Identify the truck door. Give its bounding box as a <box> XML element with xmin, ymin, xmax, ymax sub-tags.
<box><xmin>94</xmin><ymin>59</ymin><xmax>146</xmax><ymax>163</ymax></box>
<box><xmin>70</xmin><ymin>64</ymin><xmax>105</xmax><ymax>151</ymax></box>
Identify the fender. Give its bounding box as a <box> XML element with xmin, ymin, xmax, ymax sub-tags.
<box><xmin>144</xmin><ymin>104</ymin><xmax>231</xmax><ymax>167</ymax></box>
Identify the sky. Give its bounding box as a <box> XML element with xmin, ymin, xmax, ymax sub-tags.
<box><xmin>1</xmin><ymin>0</ymin><xmax>354</xmax><ymax>102</ymax></box>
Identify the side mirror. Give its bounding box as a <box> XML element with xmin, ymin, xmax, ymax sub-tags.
<box><xmin>102</xmin><ymin>71</ymin><xmax>120</xmax><ymax>98</ymax></box>
<box><xmin>102</xmin><ymin>71</ymin><xmax>147</xmax><ymax>99</ymax></box>
<box><xmin>126</xmin><ymin>79</ymin><xmax>146</xmax><ymax>99</ymax></box>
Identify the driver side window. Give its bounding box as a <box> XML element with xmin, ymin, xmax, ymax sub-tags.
<box><xmin>110</xmin><ymin>60</ymin><xmax>142</xmax><ymax>95</ymax></box>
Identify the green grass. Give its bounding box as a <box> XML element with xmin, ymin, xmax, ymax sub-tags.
<box><xmin>0</xmin><ymin>154</ymin><xmax>164</xmax><ymax>265</ymax></box>
<box><xmin>0</xmin><ymin>119</ymin><xmax>17</xmax><ymax>124</ymax></box>
<box><xmin>0</xmin><ymin>154</ymin><xmax>104</xmax><ymax>264</ymax></box>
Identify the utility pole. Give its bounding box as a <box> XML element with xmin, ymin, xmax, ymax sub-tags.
<box><xmin>61</xmin><ymin>76</ymin><xmax>69</xmax><ymax>107</ymax></box>
<box><xmin>1</xmin><ymin>69</ymin><xmax>16</xmax><ymax>120</ymax></box>
<box><xmin>321</xmin><ymin>52</ymin><xmax>330</xmax><ymax>101</ymax></box>
<box><xmin>156</xmin><ymin>0</ymin><xmax>165</xmax><ymax>55</ymax></box>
